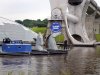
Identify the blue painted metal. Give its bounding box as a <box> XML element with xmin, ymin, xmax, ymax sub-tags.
<box><xmin>2</xmin><ymin>44</ymin><xmax>32</xmax><ymax>53</ymax></box>
<box><xmin>11</xmin><ymin>40</ymin><xmax>23</xmax><ymax>44</ymax></box>
<box><xmin>50</xmin><ymin>22</ymin><xmax>62</xmax><ymax>33</ymax></box>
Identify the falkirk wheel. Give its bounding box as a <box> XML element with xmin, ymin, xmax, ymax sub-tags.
<box><xmin>45</xmin><ymin>0</ymin><xmax>100</xmax><ymax>45</ymax></box>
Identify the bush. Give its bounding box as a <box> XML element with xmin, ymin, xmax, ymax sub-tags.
<box><xmin>31</xmin><ymin>27</ymin><xmax>46</xmax><ymax>34</ymax></box>
<box><xmin>31</xmin><ymin>27</ymin><xmax>64</xmax><ymax>43</ymax></box>
<box><xmin>95</xmin><ymin>34</ymin><xmax>100</xmax><ymax>42</ymax></box>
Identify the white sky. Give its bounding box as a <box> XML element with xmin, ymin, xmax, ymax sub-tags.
<box><xmin>0</xmin><ymin>0</ymin><xmax>99</xmax><ymax>20</ymax></box>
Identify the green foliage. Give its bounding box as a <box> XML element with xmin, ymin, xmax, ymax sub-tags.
<box><xmin>31</xmin><ymin>27</ymin><xmax>47</xmax><ymax>34</ymax></box>
<box><xmin>35</xmin><ymin>19</ymin><xmax>46</xmax><ymax>27</ymax></box>
<box><xmin>15</xmin><ymin>19</ymin><xmax>48</xmax><ymax>27</ymax></box>
<box><xmin>42</xmin><ymin>19</ymin><xmax>48</xmax><ymax>27</ymax></box>
<box><xmin>31</xmin><ymin>27</ymin><xmax>64</xmax><ymax>42</ymax></box>
<box><xmin>55</xmin><ymin>34</ymin><xmax>64</xmax><ymax>43</ymax></box>
<box><xmin>95</xmin><ymin>34</ymin><xmax>100</xmax><ymax>42</ymax></box>
<box><xmin>23</xmin><ymin>19</ymin><xmax>33</xmax><ymax>27</ymax></box>
<box><xmin>15</xmin><ymin>20</ymin><xmax>23</xmax><ymax>25</ymax></box>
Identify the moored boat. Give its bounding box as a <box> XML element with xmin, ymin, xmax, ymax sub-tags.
<box><xmin>1</xmin><ymin>38</ymin><xmax>32</xmax><ymax>54</ymax></box>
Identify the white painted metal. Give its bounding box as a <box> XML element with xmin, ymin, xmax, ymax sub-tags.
<box><xmin>49</xmin><ymin>0</ymin><xmax>99</xmax><ymax>45</ymax></box>
<box><xmin>0</xmin><ymin>17</ymin><xmax>38</xmax><ymax>42</ymax></box>
<box><xmin>48</xmin><ymin>32</ymin><xmax>61</xmax><ymax>50</ymax></box>
<box><xmin>34</xmin><ymin>33</ymin><xmax>45</xmax><ymax>51</ymax></box>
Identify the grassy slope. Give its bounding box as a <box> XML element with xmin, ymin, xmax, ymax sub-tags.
<box><xmin>31</xmin><ymin>27</ymin><xmax>100</xmax><ymax>42</ymax></box>
<box><xmin>31</xmin><ymin>27</ymin><xmax>47</xmax><ymax>34</ymax></box>
<box><xmin>95</xmin><ymin>34</ymin><xmax>100</xmax><ymax>42</ymax></box>
<box><xmin>31</xmin><ymin>27</ymin><xmax>64</xmax><ymax>42</ymax></box>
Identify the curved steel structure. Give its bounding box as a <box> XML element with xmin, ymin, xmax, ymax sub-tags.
<box><xmin>47</xmin><ymin>0</ymin><xmax>100</xmax><ymax>45</ymax></box>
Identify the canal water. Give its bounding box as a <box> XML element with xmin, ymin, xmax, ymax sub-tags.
<box><xmin>0</xmin><ymin>46</ymin><xmax>100</xmax><ymax>75</ymax></box>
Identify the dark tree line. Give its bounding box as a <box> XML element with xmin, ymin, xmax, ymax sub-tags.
<box><xmin>15</xmin><ymin>19</ymin><xmax>48</xmax><ymax>27</ymax></box>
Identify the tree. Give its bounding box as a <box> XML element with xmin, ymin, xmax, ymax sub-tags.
<box><xmin>23</xmin><ymin>19</ymin><xmax>33</xmax><ymax>27</ymax></box>
<box><xmin>15</xmin><ymin>20</ymin><xmax>23</xmax><ymax>25</ymax></box>
<box><xmin>15</xmin><ymin>18</ymin><xmax>48</xmax><ymax>27</ymax></box>
<box><xmin>36</xmin><ymin>19</ymin><xmax>43</xmax><ymax>27</ymax></box>
<box><xmin>43</xmin><ymin>19</ymin><xmax>48</xmax><ymax>27</ymax></box>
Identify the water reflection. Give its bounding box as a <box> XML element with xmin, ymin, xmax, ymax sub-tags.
<box><xmin>0</xmin><ymin>56</ymin><xmax>31</xmax><ymax>75</ymax></box>
<box><xmin>67</xmin><ymin>47</ymin><xmax>96</xmax><ymax>75</ymax></box>
<box><xmin>29</xmin><ymin>55</ymin><xmax>68</xmax><ymax>75</ymax></box>
<box><xmin>0</xmin><ymin>47</ymin><xmax>99</xmax><ymax>75</ymax></box>
<box><xmin>0</xmin><ymin>55</ymin><xmax>68</xmax><ymax>75</ymax></box>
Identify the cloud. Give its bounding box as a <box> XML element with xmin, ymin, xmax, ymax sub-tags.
<box><xmin>0</xmin><ymin>0</ymin><xmax>99</xmax><ymax>20</ymax></box>
<box><xmin>96</xmin><ymin>0</ymin><xmax>100</xmax><ymax>6</ymax></box>
<box><xmin>0</xmin><ymin>0</ymin><xmax>51</xmax><ymax>20</ymax></box>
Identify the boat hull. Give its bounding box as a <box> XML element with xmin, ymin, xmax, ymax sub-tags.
<box><xmin>2</xmin><ymin>44</ymin><xmax>32</xmax><ymax>53</ymax></box>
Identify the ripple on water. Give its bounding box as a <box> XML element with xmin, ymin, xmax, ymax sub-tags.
<box><xmin>0</xmin><ymin>47</ymin><xmax>99</xmax><ymax>75</ymax></box>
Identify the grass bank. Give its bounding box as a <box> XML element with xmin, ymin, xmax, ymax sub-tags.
<box><xmin>31</xmin><ymin>27</ymin><xmax>47</xmax><ymax>34</ymax></box>
<box><xmin>31</xmin><ymin>27</ymin><xmax>100</xmax><ymax>42</ymax></box>
<box><xmin>31</xmin><ymin>27</ymin><xmax>64</xmax><ymax>42</ymax></box>
<box><xmin>95</xmin><ymin>34</ymin><xmax>100</xmax><ymax>42</ymax></box>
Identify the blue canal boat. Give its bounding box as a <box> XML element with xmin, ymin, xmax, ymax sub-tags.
<box><xmin>0</xmin><ymin>38</ymin><xmax>68</xmax><ymax>56</ymax></box>
<box><xmin>2</xmin><ymin>38</ymin><xmax>32</xmax><ymax>54</ymax></box>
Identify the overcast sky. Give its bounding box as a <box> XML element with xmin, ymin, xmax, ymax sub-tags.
<box><xmin>0</xmin><ymin>0</ymin><xmax>99</xmax><ymax>20</ymax></box>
